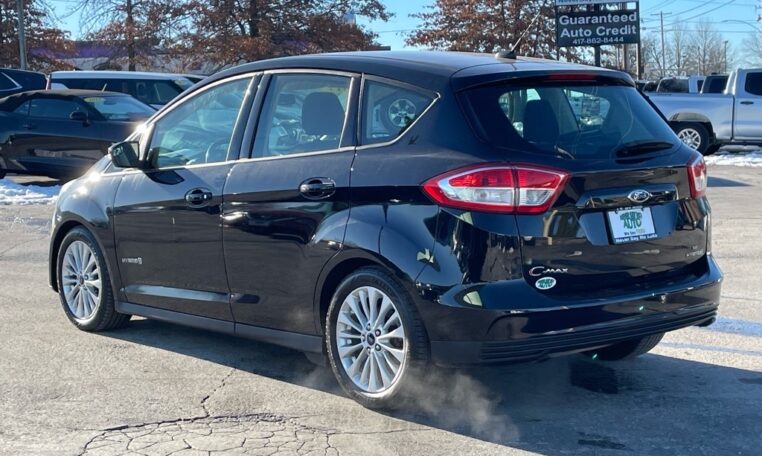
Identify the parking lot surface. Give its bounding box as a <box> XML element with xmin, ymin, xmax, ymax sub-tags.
<box><xmin>0</xmin><ymin>166</ymin><xmax>760</xmax><ymax>456</ymax></box>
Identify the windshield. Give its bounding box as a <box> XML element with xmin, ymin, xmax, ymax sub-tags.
<box><xmin>462</xmin><ymin>82</ymin><xmax>679</xmax><ymax>160</ymax></box>
<box><xmin>82</xmin><ymin>95</ymin><xmax>155</xmax><ymax>121</ymax></box>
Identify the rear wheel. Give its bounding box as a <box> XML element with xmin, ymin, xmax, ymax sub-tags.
<box><xmin>326</xmin><ymin>267</ymin><xmax>428</xmax><ymax>409</ymax></box>
<box><xmin>674</xmin><ymin>122</ymin><xmax>711</xmax><ymax>154</ymax></box>
<box><xmin>57</xmin><ymin>227</ymin><xmax>130</xmax><ymax>331</ymax></box>
<box><xmin>589</xmin><ymin>333</ymin><xmax>665</xmax><ymax>361</ymax></box>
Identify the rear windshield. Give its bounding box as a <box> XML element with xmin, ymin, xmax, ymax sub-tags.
<box><xmin>462</xmin><ymin>82</ymin><xmax>678</xmax><ymax>160</ymax></box>
<box><xmin>55</xmin><ymin>78</ymin><xmax>184</xmax><ymax>105</ymax></box>
<box><xmin>82</xmin><ymin>95</ymin><xmax>155</xmax><ymax>121</ymax></box>
<box><xmin>657</xmin><ymin>78</ymin><xmax>689</xmax><ymax>93</ymax></box>
<box><xmin>703</xmin><ymin>76</ymin><xmax>727</xmax><ymax>93</ymax></box>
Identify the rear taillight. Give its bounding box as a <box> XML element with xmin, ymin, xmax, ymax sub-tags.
<box><xmin>687</xmin><ymin>155</ymin><xmax>707</xmax><ymax>198</ymax></box>
<box><xmin>422</xmin><ymin>164</ymin><xmax>569</xmax><ymax>214</ymax></box>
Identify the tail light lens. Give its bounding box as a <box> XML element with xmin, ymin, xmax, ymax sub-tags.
<box><xmin>422</xmin><ymin>164</ymin><xmax>569</xmax><ymax>214</ymax></box>
<box><xmin>687</xmin><ymin>156</ymin><xmax>707</xmax><ymax>198</ymax></box>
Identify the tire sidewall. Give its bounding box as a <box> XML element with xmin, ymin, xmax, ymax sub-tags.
<box><xmin>326</xmin><ymin>268</ymin><xmax>423</xmax><ymax>408</ymax></box>
<box><xmin>57</xmin><ymin>227</ymin><xmax>111</xmax><ymax>330</ymax></box>
<box><xmin>676</xmin><ymin>122</ymin><xmax>710</xmax><ymax>154</ymax></box>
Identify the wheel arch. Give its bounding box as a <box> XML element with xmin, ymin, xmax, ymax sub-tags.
<box><xmin>49</xmin><ymin>217</ymin><xmax>113</xmax><ymax>293</ymax></box>
<box><xmin>312</xmin><ymin>249</ymin><xmax>423</xmax><ymax>338</ymax></box>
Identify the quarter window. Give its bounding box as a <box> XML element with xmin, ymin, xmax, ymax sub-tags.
<box><xmin>362</xmin><ymin>81</ymin><xmax>434</xmax><ymax>145</ymax></box>
<box><xmin>252</xmin><ymin>74</ymin><xmax>351</xmax><ymax>158</ymax></box>
<box><xmin>148</xmin><ymin>77</ymin><xmax>252</xmax><ymax>168</ymax></box>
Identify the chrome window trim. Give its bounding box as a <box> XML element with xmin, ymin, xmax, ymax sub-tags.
<box><xmin>0</xmin><ymin>73</ymin><xmax>22</xmax><ymax>93</ymax></box>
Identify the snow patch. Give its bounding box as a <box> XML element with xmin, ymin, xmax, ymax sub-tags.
<box><xmin>706</xmin><ymin>150</ymin><xmax>762</xmax><ymax>167</ymax></box>
<box><xmin>0</xmin><ymin>179</ymin><xmax>60</xmax><ymax>205</ymax></box>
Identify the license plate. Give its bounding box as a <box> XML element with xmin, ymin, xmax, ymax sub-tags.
<box><xmin>607</xmin><ymin>207</ymin><xmax>657</xmax><ymax>244</ymax></box>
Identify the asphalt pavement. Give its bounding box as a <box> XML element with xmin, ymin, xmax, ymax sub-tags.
<box><xmin>0</xmin><ymin>166</ymin><xmax>760</xmax><ymax>455</ymax></box>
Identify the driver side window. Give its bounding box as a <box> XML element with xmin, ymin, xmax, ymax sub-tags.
<box><xmin>148</xmin><ymin>77</ymin><xmax>252</xmax><ymax>168</ymax></box>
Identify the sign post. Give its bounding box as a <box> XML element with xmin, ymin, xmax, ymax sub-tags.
<box><xmin>555</xmin><ymin>0</ymin><xmax>640</xmax><ymax>73</ymax></box>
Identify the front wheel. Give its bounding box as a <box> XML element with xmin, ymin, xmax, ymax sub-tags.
<box><xmin>674</xmin><ymin>122</ymin><xmax>711</xmax><ymax>154</ymax></box>
<box><xmin>326</xmin><ymin>267</ymin><xmax>428</xmax><ymax>409</ymax></box>
<box><xmin>57</xmin><ymin>227</ymin><xmax>130</xmax><ymax>331</ymax></box>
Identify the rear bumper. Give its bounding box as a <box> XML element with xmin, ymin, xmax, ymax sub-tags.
<box><xmin>427</xmin><ymin>256</ymin><xmax>722</xmax><ymax>366</ymax></box>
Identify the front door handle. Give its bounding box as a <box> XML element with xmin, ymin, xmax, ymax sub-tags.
<box><xmin>299</xmin><ymin>177</ymin><xmax>336</xmax><ymax>200</ymax></box>
<box><xmin>21</xmin><ymin>123</ymin><xmax>37</xmax><ymax>130</ymax></box>
<box><xmin>740</xmin><ymin>101</ymin><xmax>754</xmax><ymax>105</ymax></box>
<box><xmin>185</xmin><ymin>188</ymin><xmax>213</xmax><ymax>206</ymax></box>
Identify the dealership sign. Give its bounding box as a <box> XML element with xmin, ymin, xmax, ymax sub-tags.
<box><xmin>556</xmin><ymin>10</ymin><xmax>640</xmax><ymax>47</ymax></box>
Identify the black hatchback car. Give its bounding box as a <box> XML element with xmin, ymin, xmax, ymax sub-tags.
<box><xmin>0</xmin><ymin>90</ymin><xmax>154</xmax><ymax>179</ymax></box>
<box><xmin>48</xmin><ymin>52</ymin><xmax>722</xmax><ymax>408</ymax></box>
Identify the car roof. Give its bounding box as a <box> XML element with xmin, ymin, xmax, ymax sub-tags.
<box><xmin>202</xmin><ymin>51</ymin><xmax>629</xmax><ymax>93</ymax></box>
<box><xmin>50</xmin><ymin>70</ymin><xmax>190</xmax><ymax>80</ymax></box>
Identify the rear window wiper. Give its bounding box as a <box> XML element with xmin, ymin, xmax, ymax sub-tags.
<box><xmin>615</xmin><ymin>140</ymin><xmax>675</xmax><ymax>157</ymax></box>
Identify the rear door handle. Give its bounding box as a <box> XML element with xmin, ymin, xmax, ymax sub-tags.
<box><xmin>299</xmin><ymin>177</ymin><xmax>336</xmax><ymax>200</ymax></box>
<box><xmin>740</xmin><ymin>101</ymin><xmax>754</xmax><ymax>105</ymax></box>
<box><xmin>185</xmin><ymin>188</ymin><xmax>213</xmax><ymax>206</ymax></box>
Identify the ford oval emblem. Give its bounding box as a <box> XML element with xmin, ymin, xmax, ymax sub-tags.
<box><xmin>628</xmin><ymin>189</ymin><xmax>652</xmax><ymax>204</ymax></box>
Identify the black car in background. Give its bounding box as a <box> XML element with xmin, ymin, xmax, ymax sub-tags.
<box><xmin>0</xmin><ymin>90</ymin><xmax>154</xmax><ymax>179</ymax></box>
<box><xmin>48</xmin><ymin>52</ymin><xmax>721</xmax><ymax>409</ymax></box>
<box><xmin>0</xmin><ymin>68</ymin><xmax>47</xmax><ymax>97</ymax></box>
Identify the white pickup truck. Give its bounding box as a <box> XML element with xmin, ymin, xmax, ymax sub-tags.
<box><xmin>647</xmin><ymin>68</ymin><xmax>762</xmax><ymax>154</ymax></box>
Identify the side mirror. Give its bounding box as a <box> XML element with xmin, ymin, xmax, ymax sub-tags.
<box><xmin>70</xmin><ymin>111</ymin><xmax>89</xmax><ymax>123</ymax></box>
<box><xmin>109</xmin><ymin>141</ymin><xmax>142</xmax><ymax>168</ymax></box>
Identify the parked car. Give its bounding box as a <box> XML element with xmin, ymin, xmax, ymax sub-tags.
<box><xmin>0</xmin><ymin>68</ymin><xmax>46</xmax><ymax>97</ymax></box>
<box><xmin>649</xmin><ymin>68</ymin><xmax>762</xmax><ymax>154</ymax></box>
<box><xmin>47</xmin><ymin>71</ymin><xmax>194</xmax><ymax>108</ymax></box>
<box><xmin>700</xmin><ymin>74</ymin><xmax>728</xmax><ymax>94</ymax></box>
<box><xmin>48</xmin><ymin>52</ymin><xmax>721</xmax><ymax>409</ymax></box>
<box><xmin>656</xmin><ymin>75</ymin><xmax>705</xmax><ymax>93</ymax></box>
<box><xmin>0</xmin><ymin>89</ymin><xmax>154</xmax><ymax>179</ymax></box>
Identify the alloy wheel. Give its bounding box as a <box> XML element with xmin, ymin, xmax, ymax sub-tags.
<box><xmin>335</xmin><ymin>286</ymin><xmax>406</xmax><ymax>393</ymax></box>
<box><xmin>677</xmin><ymin>128</ymin><xmax>702</xmax><ymax>150</ymax></box>
<box><xmin>61</xmin><ymin>240</ymin><xmax>102</xmax><ymax>321</ymax></box>
<box><xmin>387</xmin><ymin>98</ymin><xmax>417</xmax><ymax>128</ymax></box>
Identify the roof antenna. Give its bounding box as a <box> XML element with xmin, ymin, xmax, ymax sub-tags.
<box><xmin>495</xmin><ymin>8</ymin><xmax>545</xmax><ymax>60</ymax></box>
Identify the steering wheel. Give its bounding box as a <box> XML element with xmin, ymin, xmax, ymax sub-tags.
<box><xmin>204</xmin><ymin>138</ymin><xmax>230</xmax><ymax>164</ymax></box>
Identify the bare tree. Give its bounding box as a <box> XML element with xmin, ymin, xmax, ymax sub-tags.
<box><xmin>687</xmin><ymin>19</ymin><xmax>726</xmax><ymax>75</ymax></box>
<box><xmin>406</xmin><ymin>0</ymin><xmax>576</xmax><ymax>60</ymax></box>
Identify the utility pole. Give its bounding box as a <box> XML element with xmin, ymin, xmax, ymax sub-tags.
<box><xmin>724</xmin><ymin>40</ymin><xmax>728</xmax><ymax>73</ymax></box>
<box><xmin>16</xmin><ymin>0</ymin><xmax>27</xmax><ymax>70</ymax></box>
<box><xmin>660</xmin><ymin>11</ymin><xmax>666</xmax><ymax>76</ymax></box>
<box><xmin>651</xmin><ymin>11</ymin><xmax>671</xmax><ymax>77</ymax></box>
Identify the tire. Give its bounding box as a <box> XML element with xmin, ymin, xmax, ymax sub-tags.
<box><xmin>674</xmin><ymin>122</ymin><xmax>710</xmax><ymax>154</ymax></box>
<box><xmin>589</xmin><ymin>333</ymin><xmax>665</xmax><ymax>361</ymax></box>
<box><xmin>325</xmin><ymin>266</ymin><xmax>428</xmax><ymax>409</ymax></box>
<box><xmin>57</xmin><ymin>226</ymin><xmax>130</xmax><ymax>331</ymax></box>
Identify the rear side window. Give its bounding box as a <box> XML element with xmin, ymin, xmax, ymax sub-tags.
<box><xmin>252</xmin><ymin>74</ymin><xmax>351</xmax><ymax>158</ymax></box>
<box><xmin>462</xmin><ymin>82</ymin><xmax>678</xmax><ymax>160</ymax></box>
<box><xmin>362</xmin><ymin>81</ymin><xmax>434</xmax><ymax>145</ymax></box>
<box><xmin>744</xmin><ymin>73</ymin><xmax>762</xmax><ymax>96</ymax></box>
<box><xmin>28</xmin><ymin>99</ymin><xmax>84</xmax><ymax>119</ymax></box>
